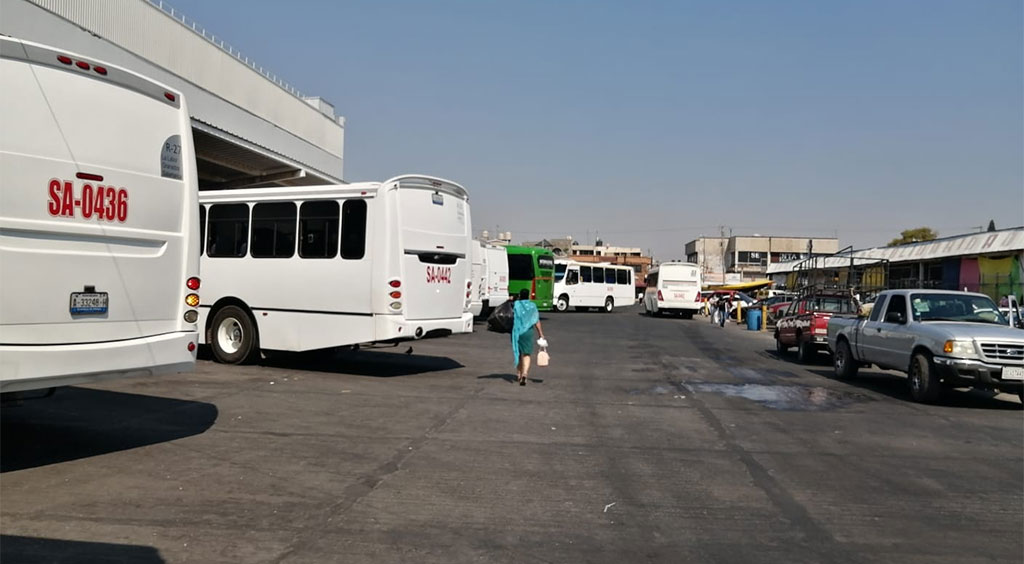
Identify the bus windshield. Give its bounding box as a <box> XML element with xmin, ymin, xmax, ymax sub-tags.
<box><xmin>554</xmin><ymin>263</ymin><xmax>566</xmax><ymax>282</ymax></box>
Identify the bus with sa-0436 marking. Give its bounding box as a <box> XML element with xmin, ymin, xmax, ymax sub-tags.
<box><xmin>196</xmin><ymin>176</ymin><xmax>475</xmax><ymax>364</ymax></box>
<box><xmin>0</xmin><ymin>37</ymin><xmax>201</xmax><ymax>394</ymax></box>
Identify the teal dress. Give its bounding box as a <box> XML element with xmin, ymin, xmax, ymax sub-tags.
<box><xmin>511</xmin><ymin>300</ymin><xmax>539</xmax><ymax>365</ymax></box>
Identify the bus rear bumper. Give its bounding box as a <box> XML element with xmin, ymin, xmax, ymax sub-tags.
<box><xmin>0</xmin><ymin>331</ymin><xmax>198</xmax><ymax>394</ymax></box>
<box><xmin>375</xmin><ymin>313</ymin><xmax>474</xmax><ymax>342</ymax></box>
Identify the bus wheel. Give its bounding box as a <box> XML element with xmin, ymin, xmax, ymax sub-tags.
<box><xmin>556</xmin><ymin>295</ymin><xmax>569</xmax><ymax>312</ymax></box>
<box><xmin>603</xmin><ymin>297</ymin><xmax>614</xmax><ymax>313</ymax></box>
<box><xmin>210</xmin><ymin>305</ymin><xmax>258</xmax><ymax>365</ymax></box>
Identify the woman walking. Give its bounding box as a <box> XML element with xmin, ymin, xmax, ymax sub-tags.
<box><xmin>511</xmin><ymin>289</ymin><xmax>546</xmax><ymax>386</ymax></box>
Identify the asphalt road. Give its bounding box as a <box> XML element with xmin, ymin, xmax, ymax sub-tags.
<box><xmin>2</xmin><ymin>306</ymin><xmax>1022</xmax><ymax>563</ymax></box>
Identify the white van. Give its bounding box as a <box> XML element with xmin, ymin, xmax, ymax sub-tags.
<box><xmin>469</xmin><ymin>241</ymin><xmax>509</xmax><ymax>317</ymax></box>
<box><xmin>197</xmin><ymin>176</ymin><xmax>475</xmax><ymax>364</ymax></box>
<box><xmin>0</xmin><ymin>37</ymin><xmax>201</xmax><ymax>393</ymax></box>
<box><xmin>553</xmin><ymin>259</ymin><xmax>636</xmax><ymax>312</ymax></box>
<box><xmin>643</xmin><ymin>262</ymin><xmax>702</xmax><ymax>318</ymax></box>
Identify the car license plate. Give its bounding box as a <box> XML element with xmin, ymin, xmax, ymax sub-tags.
<box><xmin>70</xmin><ymin>292</ymin><xmax>108</xmax><ymax>314</ymax></box>
<box><xmin>1002</xmin><ymin>366</ymin><xmax>1024</xmax><ymax>381</ymax></box>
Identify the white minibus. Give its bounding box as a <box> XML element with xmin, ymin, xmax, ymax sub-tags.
<box><xmin>469</xmin><ymin>241</ymin><xmax>509</xmax><ymax>317</ymax></box>
<box><xmin>0</xmin><ymin>37</ymin><xmax>201</xmax><ymax>393</ymax></box>
<box><xmin>552</xmin><ymin>260</ymin><xmax>636</xmax><ymax>312</ymax></box>
<box><xmin>643</xmin><ymin>262</ymin><xmax>702</xmax><ymax>318</ymax></box>
<box><xmin>197</xmin><ymin>176</ymin><xmax>474</xmax><ymax>364</ymax></box>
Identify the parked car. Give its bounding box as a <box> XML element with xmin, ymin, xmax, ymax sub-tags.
<box><xmin>775</xmin><ymin>292</ymin><xmax>859</xmax><ymax>363</ymax></box>
<box><xmin>828</xmin><ymin>290</ymin><xmax>1024</xmax><ymax>403</ymax></box>
<box><xmin>746</xmin><ymin>294</ymin><xmax>795</xmax><ymax>322</ymax></box>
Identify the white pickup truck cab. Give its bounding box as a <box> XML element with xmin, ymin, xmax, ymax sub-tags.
<box><xmin>828</xmin><ymin>289</ymin><xmax>1024</xmax><ymax>403</ymax></box>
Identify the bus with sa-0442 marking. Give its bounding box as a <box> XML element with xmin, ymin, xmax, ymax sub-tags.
<box><xmin>0</xmin><ymin>36</ymin><xmax>201</xmax><ymax>394</ymax></box>
<box><xmin>197</xmin><ymin>176</ymin><xmax>475</xmax><ymax>364</ymax></box>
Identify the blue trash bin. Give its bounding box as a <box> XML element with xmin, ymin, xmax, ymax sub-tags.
<box><xmin>746</xmin><ymin>309</ymin><xmax>762</xmax><ymax>331</ymax></box>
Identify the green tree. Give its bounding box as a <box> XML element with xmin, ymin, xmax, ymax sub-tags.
<box><xmin>887</xmin><ymin>227</ymin><xmax>938</xmax><ymax>247</ymax></box>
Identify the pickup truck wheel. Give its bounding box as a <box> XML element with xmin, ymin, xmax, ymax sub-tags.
<box><xmin>775</xmin><ymin>334</ymin><xmax>788</xmax><ymax>355</ymax></box>
<box><xmin>908</xmin><ymin>352</ymin><xmax>941</xmax><ymax>403</ymax></box>
<box><xmin>797</xmin><ymin>340</ymin><xmax>814</xmax><ymax>364</ymax></box>
<box><xmin>833</xmin><ymin>340</ymin><xmax>859</xmax><ymax>380</ymax></box>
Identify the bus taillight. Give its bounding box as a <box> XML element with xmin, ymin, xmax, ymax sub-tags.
<box><xmin>187</xmin><ymin>277</ymin><xmax>201</xmax><ymax>290</ymax></box>
<box><xmin>389</xmin><ymin>279</ymin><xmax>401</xmax><ymax>288</ymax></box>
<box><xmin>390</xmin><ymin>291</ymin><xmax>402</xmax><ymax>299</ymax></box>
<box><xmin>657</xmin><ymin>290</ymin><xmax>664</xmax><ymax>302</ymax></box>
<box><xmin>185</xmin><ymin>294</ymin><xmax>200</xmax><ymax>307</ymax></box>
<box><xmin>531</xmin><ymin>279</ymin><xmax>536</xmax><ymax>300</ymax></box>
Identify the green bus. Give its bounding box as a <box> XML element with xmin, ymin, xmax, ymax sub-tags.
<box><xmin>505</xmin><ymin>245</ymin><xmax>555</xmax><ymax>311</ymax></box>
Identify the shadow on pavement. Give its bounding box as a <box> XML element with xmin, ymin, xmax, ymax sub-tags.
<box><xmin>1</xmin><ymin>388</ymin><xmax>218</xmax><ymax>473</ymax></box>
<box><xmin>478</xmin><ymin>373</ymin><xmax>517</xmax><ymax>384</ymax></box>
<box><xmin>1</xmin><ymin>535</ymin><xmax>164</xmax><ymax>564</ymax></box>
<box><xmin>806</xmin><ymin>369</ymin><xmax>1023</xmax><ymax>410</ymax></box>
<box><xmin>260</xmin><ymin>348</ymin><xmax>464</xmax><ymax>378</ymax></box>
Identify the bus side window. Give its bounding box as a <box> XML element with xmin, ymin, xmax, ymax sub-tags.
<box><xmin>207</xmin><ymin>203</ymin><xmax>249</xmax><ymax>258</ymax></box>
<box><xmin>251</xmin><ymin>202</ymin><xmax>297</xmax><ymax>259</ymax></box>
<box><xmin>616</xmin><ymin>269</ymin><xmax>629</xmax><ymax>285</ymax></box>
<box><xmin>567</xmin><ymin>269</ymin><xmax>579</xmax><ymax>285</ymax></box>
<box><xmin>581</xmin><ymin>266</ymin><xmax>592</xmax><ymax>283</ymax></box>
<box><xmin>605</xmin><ymin>269</ymin><xmax>616</xmax><ymax>284</ymax></box>
<box><xmin>592</xmin><ymin>267</ymin><xmax>604</xmax><ymax>284</ymax></box>
<box><xmin>341</xmin><ymin>199</ymin><xmax>367</xmax><ymax>260</ymax></box>
<box><xmin>299</xmin><ymin>200</ymin><xmax>339</xmax><ymax>258</ymax></box>
<box><xmin>199</xmin><ymin>205</ymin><xmax>206</xmax><ymax>256</ymax></box>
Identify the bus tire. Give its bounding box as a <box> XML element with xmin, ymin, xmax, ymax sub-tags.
<box><xmin>603</xmin><ymin>297</ymin><xmax>614</xmax><ymax>313</ymax></box>
<box><xmin>555</xmin><ymin>295</ymin><xmax>570</xmax><ymax>312</ymax></box>
<box><xmin>210</xmin><ymin>305</ymin><xmax>259</xmax><ymax>365</ymax></box>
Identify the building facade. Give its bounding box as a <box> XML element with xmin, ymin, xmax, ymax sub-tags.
<box><xmin>685</xmin><ymin>236</ymin><xmax>839</xmax><ymax>284</ymax></box>
<box><xmin>765</xmin><ymin>228</ymin><xmax>1024</xmax><ymax>301</ymax></box>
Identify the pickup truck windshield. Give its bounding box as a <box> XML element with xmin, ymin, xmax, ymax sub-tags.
<box><xmin>910</xmin><ymin>293</ymin><xmax>1008</xmax><ymax>325</ymax></box>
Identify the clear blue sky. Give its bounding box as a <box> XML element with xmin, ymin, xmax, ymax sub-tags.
<box><xmin>167</xmin><ymin>0</ymin><xmax>1022</xmax><ymax>260</ymax></box>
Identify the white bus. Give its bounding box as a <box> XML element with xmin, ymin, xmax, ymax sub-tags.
<box><xmin>552</xmin><ymin>260</ymin><xmax>636</xmax><ymax>312</ymax></box>
<box><xmin>469</xmin><ymin>241</ymin><xmax>509</xmax><ymax>318</ymax></box>
<box><xmin>0</xmin><ymin>37</ymin><xmax>201</xmax><ymax>393</ymax></box>
<box><xmin>643</xmin><ymin>262</ymin><xmax>702</xmax><ymax>318</ymax></box>
<box><xmin>197</xmin><ymin>176</ymin><xmax>475</xmax><ymax>364</ymax></box>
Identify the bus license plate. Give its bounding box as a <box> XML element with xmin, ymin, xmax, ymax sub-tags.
<box><xmin>1002</xmin><ymin>366</ymin><xmax>1024</xmax><ymax>381</ymax></box>
<box><xmin>70</xmin><ymin>292</ymin><xmax>108</xmax><ymax>314</ymax></box>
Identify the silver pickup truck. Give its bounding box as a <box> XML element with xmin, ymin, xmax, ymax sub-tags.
<box><xmin>828</xmin><ymin>289</ymin><xmax>1024</xmax><ymax>403</ymax></box>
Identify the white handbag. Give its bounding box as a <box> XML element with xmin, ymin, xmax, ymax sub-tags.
<box><xmin>537</xmin><ymin>347</ymin><xmax>550</xmax><ymax>367</ymax></box>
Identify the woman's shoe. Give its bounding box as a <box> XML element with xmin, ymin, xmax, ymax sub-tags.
<box><xmin>519</xmin><ymin>376</ymin><xmax>526</xmax><ymax>386</ymax></box>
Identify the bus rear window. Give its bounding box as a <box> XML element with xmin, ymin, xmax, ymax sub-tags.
<box><xmin>555</xmin><ymin>264</ymin><xmax>566</xmax><ymax>282</ymax></box>
<box><xmin>341</xmin><ymin>200</ymin><xmax>367</xmax><ymax>260</ymax></box>
<box><xmin>508</xmin><ymin>255</ymin><xmax>535</xmax><ymax>280</ymax></box>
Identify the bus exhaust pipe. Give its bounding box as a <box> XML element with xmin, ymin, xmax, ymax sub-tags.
<box><xmin>415</xmin><ymin>327</ymin><xmax>424</xmax><ymax>338</ymax></box>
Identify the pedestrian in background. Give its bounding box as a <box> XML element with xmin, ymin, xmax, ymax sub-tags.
<box><xmin>709</xmin><ymin>295</ymin><xmax>719</xmax><ymax>324</ymax></box>
<box><xmin>718</xmin><ymin>294</ymin><xmax>732</xmax><ymax>327</ymax></box>
<box><xmin>511</xmin><ymin>289</ymin><xmax>546</xmax><ymax>386</ymax></box>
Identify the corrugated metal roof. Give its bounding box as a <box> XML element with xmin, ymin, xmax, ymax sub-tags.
<box><xmin>766</xmin><ymin>228</ymin><xmax>1024</xmax><ymax>274</ymax></box>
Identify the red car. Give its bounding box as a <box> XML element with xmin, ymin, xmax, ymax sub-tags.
<box><xmin>774</xmin><ymin>292</ymin><xmax>858</xmax><ymax>363</ymax></box>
